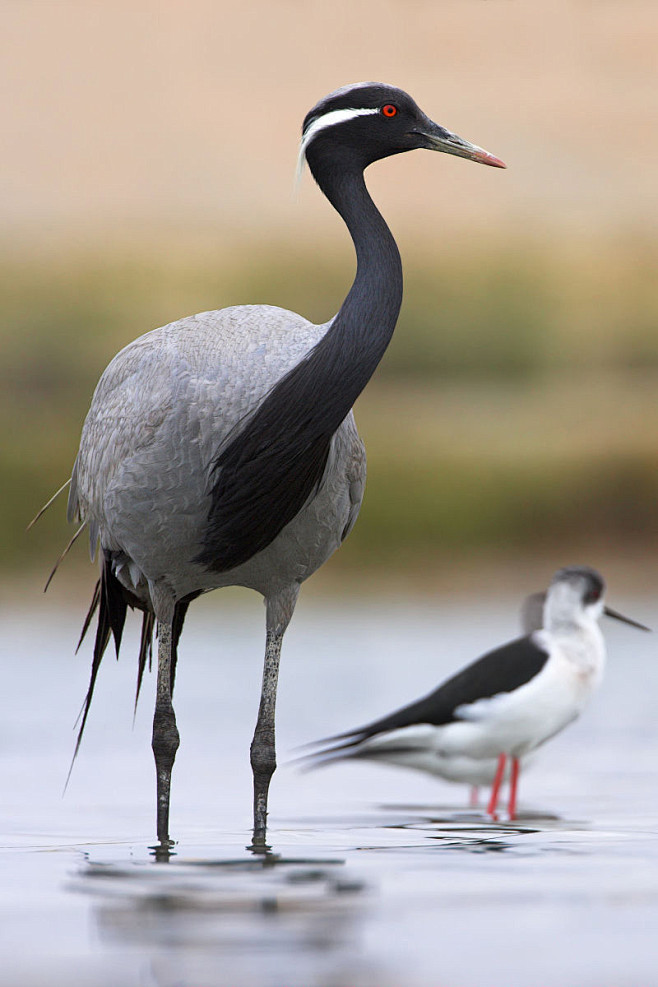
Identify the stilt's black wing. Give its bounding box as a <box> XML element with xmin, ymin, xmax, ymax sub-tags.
<box><xmin>312</xmin><ymin>634</ymin><xmax>550</xmax><ymax>756</ymax></box>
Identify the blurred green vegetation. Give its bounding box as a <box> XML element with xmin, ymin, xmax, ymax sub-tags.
<box><xmin>3</xmin><ymin>237</ymin><xmax>658</xmax><ymax>576</ymax></box>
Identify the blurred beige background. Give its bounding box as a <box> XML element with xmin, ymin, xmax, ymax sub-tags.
<box><xmin>3</xmin><ymin>0</ymin><xmax>657</xmax><ymax>243</ymax></box>
<box><xmin>2</xmin><ymin>0</ymin><xmax>658</xmax><ymax>594</ymax></box>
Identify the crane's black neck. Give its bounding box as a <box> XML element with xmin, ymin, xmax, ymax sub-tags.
<box><xmin>197</xmin><ymin>158</ymin><xmax>403</xmax><ymax>573</ymax></box>
<box><xmin>317</xmin><ymin>163</ymin><xmax>403</xmax><ymax>377</ymax></box>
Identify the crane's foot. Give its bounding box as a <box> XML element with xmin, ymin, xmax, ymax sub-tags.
<box><xmin>153</xmin><ymin>718</ymin><xmax>179</xmax><ymax>820</ymax></box>
<box><xmin>251</xmin><ymin>784</ymin><xmax>271</xmax><ymax>848</ymax></box>
<box><xmin>149</xmin><ymin>838</ymin><xmax>176</xmax><ymax>862</ymax></box>
<box><xmin>250</xmin><ymin>735</ymin><xmax>276</xmax><ymax>848</ymax></box>
<box><xmin>251</xmin><ymin>768</ymin><xmax>274</xmax><ymax>845</ymax></box>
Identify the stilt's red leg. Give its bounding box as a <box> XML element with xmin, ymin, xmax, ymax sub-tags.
<box><xmin>469</xmin><ymin>786</ymin><xmax>480</xmax><ymax>808</ymax></box>
<box><xmin>508</xmin><ymin>757</ymin><xmax>520</xmax><ymax>820</ymax></box>
<box><xmin>486</xmin><ymin>753</ymin><xmax>507</xmax><ymax>819</ymax></box>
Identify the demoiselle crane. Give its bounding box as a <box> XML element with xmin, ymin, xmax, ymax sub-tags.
<box><xmin>63</xmin><ymin>82</ymin><xmax>506</xmax><ymax>851</ymax></box>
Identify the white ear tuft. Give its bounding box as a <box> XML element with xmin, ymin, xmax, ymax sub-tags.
<box><xmin>295</xmin><ymin>106</ymin><xmax>380</xmax><ymax>186</ymax></box>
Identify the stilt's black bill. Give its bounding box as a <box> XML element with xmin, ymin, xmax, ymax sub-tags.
<box><xmin>603</xmin><ymin>606</ymin><xmax>651</xmax><ymax>632</ymax></box>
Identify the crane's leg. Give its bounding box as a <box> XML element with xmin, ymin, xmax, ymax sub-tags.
<box><xmin>152</xmin><ymin>619</ymin><xmax>179</xmax><ymax>854</ymax></box>
<box><xmin>250</xmin><ymin>586</ymin><xmax>299</xmax><ymax>848</ymax></box>
<box><xmin>486</xmin><ymin>753</ymin><xmax>507</xmax><ymax>820</ymax></box>
<box><xmin>469</xmin><ymin>785</ymin><xmax>480</xmax><ymax>808</ymax></box>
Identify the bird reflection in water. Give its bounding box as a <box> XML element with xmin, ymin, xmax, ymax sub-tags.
<box><xmin>72</xmin><ymin>849</ymin><xmax>377</xmax><ymax>987</ymax></box>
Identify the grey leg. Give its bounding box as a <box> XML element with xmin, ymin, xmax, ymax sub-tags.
<box><xmin>250</xmin><ymin>586</ymin><xmax>299</xmax><ymax>847</ymax></box>
<box><xmin>250</xmin><ymin>627</ymin><xmax>283</xmax><ymax>846</ymax></box>
<box><xmin>152</xmin><ymin>620</ymin><xmax>180</xmax><ymax>852</ymax></box>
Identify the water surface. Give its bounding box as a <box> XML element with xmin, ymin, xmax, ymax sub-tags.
<box><xmin>2</xmin><ymin>591</ymin><xmax>657</xmax><ymax>986</ymax></box>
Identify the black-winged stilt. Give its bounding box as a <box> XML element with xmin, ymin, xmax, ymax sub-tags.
<box><xmin>303</xmin><ymin>567</ymin><xmax>649</xmax><ymax>819</ymax></box>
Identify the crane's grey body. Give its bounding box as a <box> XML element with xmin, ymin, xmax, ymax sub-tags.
<box><xmin>63</xmin><ymin>82</ymin><xmax>506</xmax><ymax>853</ymax></box>
<box><xmin>68</xmin><ymin>305</ymin><xmax>364</xmax><ymax>616</ymax></box>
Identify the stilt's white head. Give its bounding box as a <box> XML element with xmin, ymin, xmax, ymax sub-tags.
<box><xmin>542</xmin><ymin>566</ymin><xmax>649</xmax><ymax>634</ymax></box>
<box><xmin>543</xmin><ymin>566</ymin><xmax>605</xmax><ymax>632</ymax></box>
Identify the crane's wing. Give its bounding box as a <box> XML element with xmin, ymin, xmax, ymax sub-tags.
<box><xmin>70</xmin><ymin>306</ymin><xmax>332</xmax><ymax>579</ymax></box>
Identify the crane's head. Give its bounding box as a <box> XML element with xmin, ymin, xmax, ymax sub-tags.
<box><xmin>298</xmin><ymin>82</ymin><xmax>506</xmax><ymax>180</ymax></box>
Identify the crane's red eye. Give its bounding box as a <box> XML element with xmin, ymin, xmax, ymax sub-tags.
<box><xmin>382</xmin><ymin>104</ymin><xmax>397</xmax><ymax>118</ymax></box>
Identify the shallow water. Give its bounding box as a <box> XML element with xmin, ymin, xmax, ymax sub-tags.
<box><xmin>2</xmin><ymin>590</ymin><xmax>658</xmax><ymax>986</ymax></box>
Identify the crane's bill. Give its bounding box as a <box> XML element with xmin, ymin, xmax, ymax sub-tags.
<box><xmin>419</xmin><ymin>122</ymin><xmax>506</xmax><ymax>168</ymax></box>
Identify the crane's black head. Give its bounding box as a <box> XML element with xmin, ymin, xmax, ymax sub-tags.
<box><xmin>298</xmin><ymin>82</ymin><xmax>506</xmax><ymax>178</ymax></box>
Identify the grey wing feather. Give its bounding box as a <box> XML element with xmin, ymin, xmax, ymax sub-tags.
<box><xmin>68</xmin><ymin>456</ymin><xmax>98</xmax><ymax>561</ymax></box>
<box><xmin>66</xmin><ymin>458</ymin><xmax>79</xmax><ymax>523</ymax></box>
<box><xmin>341</xmin><ymin>427</ymin><xmax>366</xmax><ymax>542</ymax></box>
<box><xmin>70</xmin><ymin>305</ymin><xmax>329</xmax><ymax>583</ymax></box>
